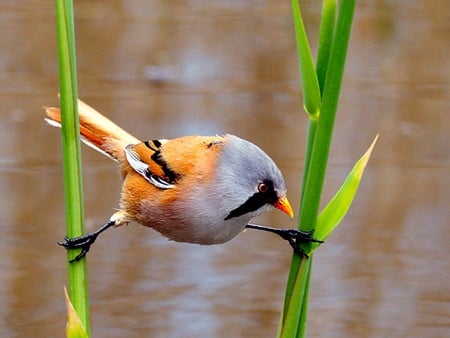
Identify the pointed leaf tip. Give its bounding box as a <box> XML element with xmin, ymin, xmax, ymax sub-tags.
<box><xmin>64</xmin><ymin>287</ymin><xmax>88</xmax><ymax>338</ymax></box>
<box><xmin>355</xmin><ymin>134</ymin><xmax>378</xmax><ymax>180</ymax></box>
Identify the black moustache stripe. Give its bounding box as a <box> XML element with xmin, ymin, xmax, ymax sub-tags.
<box><xmin>225</xmin><ymin>189</ymin><xmax>278</xmax><ymax>220</ymax></box>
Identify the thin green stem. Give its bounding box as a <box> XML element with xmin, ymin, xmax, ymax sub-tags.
<box><xmin>55</xmin><ymin>0</ymin><xmax>90</xmax><ymax>335</ymax></box>
<box><xmin>296</xmin><ymin>256</ymin><xmax>312</xmax><ymax>338</ymax></box>
<box><xmin>299</xmin><ymin>120</ymin><xmax>318</xmax><ymax>211</ymax></box>
<box><xmin>279</xmin><ymin>0</ymin><xmax>357</xmax><ymax>337</ymax></box>
<box><xmin>301</xmin><ymin>0</ymin><xmax>356</xmax><ymax>229</ymax></box>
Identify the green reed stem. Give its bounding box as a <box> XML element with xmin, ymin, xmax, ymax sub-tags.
<box><xmin>55</xmin><ymin>0</ymin><xmax>90</xmax><ymax>335</ymax></box>
<box><xmin>278</xmin><ymin>1</ymin><xmax>356</xmax><ymax>337</ymax></box>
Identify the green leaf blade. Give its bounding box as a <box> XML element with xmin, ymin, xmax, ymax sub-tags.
<box><xmin>316</xmin><ymin>0</ymin><xmax>337</xmax><ymax>94</ymax></box>
<box><xmin>314</xmin><ymin>135</ymin><xmax>378</xmax><ymax>243</ymax></box>
<box><xmin>291</xmin><ymin>0</ymin><xmax>321</xmax><ymax>118</ymax></box>
<box><xmin>64</xmin><ymin>287</ymin><xmax>89</xmax><ymax>338</ymax></box>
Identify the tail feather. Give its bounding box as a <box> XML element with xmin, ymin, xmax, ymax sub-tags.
<box><xmin>45</xmin><ymin>99</ymin><xmax>140</xmax><ymax>164</ymax></box>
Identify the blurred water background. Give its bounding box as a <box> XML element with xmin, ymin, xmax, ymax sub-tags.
<box><xmin>0</xmin><ymin>1</ymin><xmax>448</xmax><ymax>337</ymax></box>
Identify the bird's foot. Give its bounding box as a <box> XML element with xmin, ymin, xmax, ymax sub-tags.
<box><xmin>58</xmin><ymin>219</ymin><xmax>116</xmax><ymax>262</ymax></box>
<box><xmin>276</xmin><ymin>229</ymin><xmax>324</xmax><ymax>258</ymax></box>
<box><xmin>245</xmin><ymin>224</ymin><xmax>324</xmax><ymax>258</ymax></box>
<box><xmin>58</xmin><ymin>232</ymin><xmax>98</xmax><ymax>262</ymax></box>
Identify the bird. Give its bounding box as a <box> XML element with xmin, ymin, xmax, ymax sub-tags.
<box><xmin>45</xmin><ymin>100</ymin><xmax>321</xmax><ymax>262</ymax></box>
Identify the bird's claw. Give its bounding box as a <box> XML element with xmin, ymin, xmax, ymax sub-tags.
<box><xmin>58</xmin><ymin>220</ymin><xmax>116</xmax><ymax>262</ymax></box>
<box><xmin>278</xmin><ymin>229</ymin><xmax>324</xmax><ymax>258</ymax></box>
<box><xmin>245</xmin><ymin>223</ymin><xmax>324</xmax><ymax>258</ymax></box>
<box><xmin>58</xmin><ymin>233</ymin><xmax>98</xmax><ymax>262</ymax></box>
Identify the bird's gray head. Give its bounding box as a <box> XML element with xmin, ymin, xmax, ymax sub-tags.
<box><xmin>214</xmin><ymin>134</ymin><xmax>291</xmax><ymax>221</ymax></box>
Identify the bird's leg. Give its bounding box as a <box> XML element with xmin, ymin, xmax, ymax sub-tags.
<box><xmin>245</xmin><ymin>223</ymin><xmax>324</xmax><ymax>258</ymax></box>
<box><xmin>58</xmin><ymin>220</ymin><xmax>115</xmax><ymax>262</ymax></box>
<box><xmin>58</xmin><ymin>211</ymin><xmax>129</xmax><ymax>262</ymax></box>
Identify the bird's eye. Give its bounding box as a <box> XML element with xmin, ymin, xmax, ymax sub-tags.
<box><xmin>258</xmin><ymin>182</ymin><xmax>269</xmax><ymax>193</ymax></box>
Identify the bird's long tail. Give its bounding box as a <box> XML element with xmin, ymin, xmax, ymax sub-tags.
<box><xmin>45</xmin><ymin>99</ymin><xmax>140</xmax><ymax>164</ymax></box>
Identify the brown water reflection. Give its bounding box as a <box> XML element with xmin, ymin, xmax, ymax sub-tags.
<box><xmin>1</xmin><ymin>1</ymin><xmax>448</xmax><ymax>337</ymax></box>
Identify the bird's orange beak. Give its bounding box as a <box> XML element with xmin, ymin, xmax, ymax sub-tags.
<box><xmin>273</xmin><ymin>196</ymin><xmax>294</xmax><ymax>218</ymax></box>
